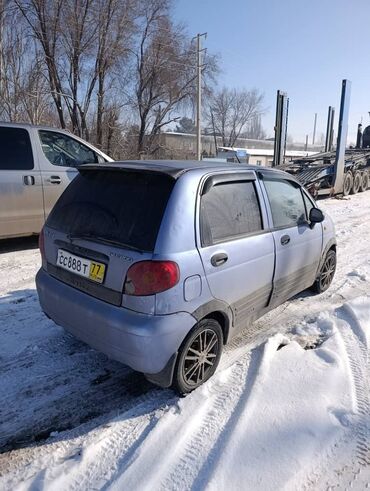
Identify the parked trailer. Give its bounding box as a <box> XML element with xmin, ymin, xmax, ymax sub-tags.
<box><xmin>281</xmin><ymin>147</ymin><xmax>370</xmax><ymax>198</ymax></box>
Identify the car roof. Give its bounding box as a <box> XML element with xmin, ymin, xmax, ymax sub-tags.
<box><xmin>0</xmin><ymin>121</ymin><xmax>75</xmax><ymax>132</ymax></box>
<box><xmin>80</xmin><ymin>160</ymin><xmax>297</xmax><ymax>181</ymax></box>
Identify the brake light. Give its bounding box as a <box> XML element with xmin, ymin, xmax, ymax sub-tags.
<box><xmin>39</xmin><ymin>227</ymin><xmax>45</xmax><ymax>260</ymax></box>
<box><xmin>124</xmin><ymin>261</ymin><xmax>179</xmax><ymax>296</ymax></box>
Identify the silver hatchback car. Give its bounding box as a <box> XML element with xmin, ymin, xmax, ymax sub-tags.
<box><xmin>36</xmin><ymin>161</ymin><xmax>337</xmax><ymax>393</ymax></box>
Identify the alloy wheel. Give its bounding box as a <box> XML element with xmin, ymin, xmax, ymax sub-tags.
<box><xmin>182</xmin><ymin>328</ymin><xmax>219</xmax><ymax>386</ymax></box>
<box><xmin>319</xmin><ymin>253</ymin><xmax>336</xmax><ymax>290</ymax></box>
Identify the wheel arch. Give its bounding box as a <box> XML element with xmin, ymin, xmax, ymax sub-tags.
<box><xmin>192</xmin><ymin>299</ymin><xmax>232</xmax><ymax>345</ymax></box>
<box><xmin>316</xmin><ymin>238</ymin><xmax>337</xmax><ymax>276</ymax></box>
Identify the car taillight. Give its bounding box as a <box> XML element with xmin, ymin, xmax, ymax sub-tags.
<box><xmin>124</xmin><ymin>261</ymin><xmax>180</xmax><ymax>296</ymax></box>
<box><xmin>39</xmin><ymin>227</ymin><xmax>45</xmax><ymax>260</ymax></box>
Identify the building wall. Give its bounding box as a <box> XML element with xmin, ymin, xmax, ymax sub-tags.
<box><xmin>150</xmin><ymin>132</ymin><xmax>323</xmax><ymax>160</ymax></box>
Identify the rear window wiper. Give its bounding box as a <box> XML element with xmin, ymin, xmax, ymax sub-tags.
<box><xmin>67</xmin><ymin>233</ymin><xmax>144</xmax><ymax>252</ymax></box>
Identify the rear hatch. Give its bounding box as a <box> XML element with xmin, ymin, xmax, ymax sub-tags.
<box><xmin>43</xmin><ymin>168</ymin><xmax>175</xmax><ymax>312</ymax></box>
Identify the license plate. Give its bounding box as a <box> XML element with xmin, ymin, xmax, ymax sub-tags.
<box><xmin>56</xmin><ymin>249</ymin><xmax>106</xmax><ymax>284</ymax></box>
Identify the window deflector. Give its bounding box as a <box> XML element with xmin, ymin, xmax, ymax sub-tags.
<box><xmin>201</xmin><ymin>171</ymin><xmax>256</xmax><ymax>196</ymax></box>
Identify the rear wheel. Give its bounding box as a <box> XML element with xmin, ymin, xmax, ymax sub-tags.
<box><xmin>343</xmin><ymin>172</ymin><xmax>353</xmax><ymax>196</ymax></box>
<box><xmin>173</xmin><ymin>319</ymin><xmax>223</xmax><ymax>394</ymax></box>
<box><xmin>359</xmin><ymin>171</ymin><xmax>369</xmax><ymax>192</ymax></box>
<box><xmin>311</xmin><ymin>249</ymin><xmax>336</xmax><ymax>294</ymax></box>
<box><xmin>351</xmin><ymin>171</ymin><xmax>361</xmax><ymax>194</ymax></box>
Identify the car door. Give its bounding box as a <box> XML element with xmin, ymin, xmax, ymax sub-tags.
<box><xmin>197</xmin><ymin>172</ymin><xmax>275</xmax><ymax>331</ymax></box>
<box><xmin>35</xmin><ymin>129</ymin><xmax>104</xmax><ymax>219</ymax></box>
<box><xmin>261</xmin><ymin>175</ymin><xmax>323</xmax><ymax>307</ymax></box>
<box><xmin>0</xmin><ymin>126</ymin><xmax>44</xmax><ymax>239</ymax></box>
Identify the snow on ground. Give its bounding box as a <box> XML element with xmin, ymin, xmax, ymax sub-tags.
<box><xmin>0</xmin><ymin>193</ymin><xmax>370</xmax><ymax>490</ymax></box>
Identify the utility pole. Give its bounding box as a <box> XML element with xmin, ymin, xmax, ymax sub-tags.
<box><xmin>312</xmin><ymin>112</ymin><xmax>317</xmax><ymax>145</ymax></box>
<box><xmin>0</xmin><ymin>0</ymin><xmax>4</xmax><ymax>99</ymax></box>
<box><xmin>305</xmin><ymin>134</ymin><xmax>308</xmax><ymax>151</ymax></box>
<box><xmin>195</xmin><ymin>32</ymin><xmax>207</xmax><ymax>161</ymax></box>
<box><xmin>211</xmin><ymin>110</ymin><xmax>218</xmax><ymax>156</ymax></box>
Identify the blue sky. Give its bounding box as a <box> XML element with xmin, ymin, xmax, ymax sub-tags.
<box><xmin>174</xmin><ymin>0</ymin><xmax>369</xmax><ymax>144</ymax></box>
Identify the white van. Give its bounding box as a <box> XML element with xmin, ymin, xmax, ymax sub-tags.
<box><xmin>0</xmin><ymin>122</ymin><xmax>113</xmax><ymax>239</ymax></box>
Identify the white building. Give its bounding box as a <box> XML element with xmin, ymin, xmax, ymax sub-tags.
<box><xmin>212</xmin><ymin>146</ymin><xmax>317</xmax><ymax>167</ymax></box>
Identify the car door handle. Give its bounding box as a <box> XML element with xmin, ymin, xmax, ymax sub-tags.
<box><xmin>211</xmin><ymin>252</ymin><xmax>228</xmax><ymax>267</ymax></box>
<box><xmin>48</xmin><ymin>176</ymin><xmax>62</xmax><ymax>184</ymax></box>
<box><xmin>23</xmin><ymin>175</ymin><xmax>35</xmax><ymax>186</ymax></box>
<box><xmin>280</xmin><ymin>234</ymin><xmax>290</xmax><ymax>246</ymax></box>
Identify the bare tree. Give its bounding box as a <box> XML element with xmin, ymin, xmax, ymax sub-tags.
<box><xmin>14</xmin><ymin>0</ymin><xmax>67</xmax><ymax>127</ymax></box>
<box><xmin>5</xmin><ymin>0</ymin><xmax>219</xmax><ymax>159</ymax></box>
<box><xmin>132</xmin><ymin>0</ymin><xmax>203</xmax><ymax>156</ymax></box>
<box><xmin>0</xmin><ymin>5</ymin><xmax>52</xmax><ymax>124</ymax></box>
<box><xmin>242</xmin><ymin>114</ymin><xmax>266</xmax><ymax>140</ymax></box>
<box><xmin>206</xmin><ymin>87</ymin><xmax>265</xmax><ymax>147</ymax></box>
<box><xmin>13</xmin><ymin>0</ymin><xmax>134</xmax><ymax>143</ymax></box>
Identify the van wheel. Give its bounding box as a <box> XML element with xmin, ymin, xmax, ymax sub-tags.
<box><xmin>311</xmin><ymin>249</ymin><xmax>336</xmax><ymax>294</ymax></box>
<box><xmin>343</xmin><ymin>172</ymin><xmax>353</xmax><ymax>196</ymax></box>
<box><xmin>173</xmin><ymin>319</ymin><xmax>223</xmax><ymax>394</ymax></box>
<box><xmin>351</xmin><ymin>171</ymin><xmax>361</xmax><ymax>194</ymax></box>
<box><xmin>359</xmin><ymin>171</ymin><xmax>369</xmax><ymax>192</ymax></box>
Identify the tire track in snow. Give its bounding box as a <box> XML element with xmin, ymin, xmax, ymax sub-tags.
<box><xmin>337</xmin><ymin>305</ymin><xmax>370</xmax><ymax>468</ymax></box>
<box><xmin>37</xmin><ymin>399</ymin><xmax>168</xmax><ymax>491</ymax></box>
<box><xmin>107</xmin><ymin>357</ymin><xmax>251</xmax><ymax>491</ymax></box>
<box><xmin>158</xmin><ymin>361</ymin><xmax>248</xmax><ymax>491</ymax></box>
<box><xmin>0</xmin><ymin>390</ymin><xmax>171</xmax><ymax>489</ymax></box>
<box><xmin>320</xmin><ymin>303</ymin><xmax>370</xmax><ymax>489</ymax></box>
<box><xmin>190</xmin><ymin>336</ymin><xmax>282</xmax><ymax>490</ymax></box>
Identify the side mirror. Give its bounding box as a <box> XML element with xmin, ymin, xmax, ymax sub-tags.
<box><xmin>309</xmin><ymin>208</ymin><xmax>324</xmax><ymax>225</ymax></box>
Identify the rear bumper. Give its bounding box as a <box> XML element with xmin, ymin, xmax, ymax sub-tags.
<box><xmin>36</xmin><ymin>268</ymin><xmax>196</xmax><ymax>375</ymax></box>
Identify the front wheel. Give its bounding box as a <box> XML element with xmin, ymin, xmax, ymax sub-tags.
<box><xmin>311</xmin><ymin>249</ymin><xmax>336</xmax><ymax>294</ymax></box>
<box><xmin>173</xmin><ymin>319</ymin><xmax>223</xmax><ymax>394</ymax></box>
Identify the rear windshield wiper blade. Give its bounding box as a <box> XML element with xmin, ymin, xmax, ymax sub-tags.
<box><xmin>67</xmin><ymin>233</ymin><xmax>143</xmax><ymax>252</ymax></box>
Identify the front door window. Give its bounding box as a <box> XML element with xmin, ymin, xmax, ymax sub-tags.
<box><xmin>39</xmin><ymin>130</ymin><xmax>99</xmax><ymax>167</ymax></box>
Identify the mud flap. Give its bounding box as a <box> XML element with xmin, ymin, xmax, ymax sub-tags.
<box><xmin>144</xmin><ymin>353</ymin><xmax>177</xmax><ymax>388</ymax></box>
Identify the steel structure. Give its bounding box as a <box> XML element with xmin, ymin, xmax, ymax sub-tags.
<box><xmin>273</xmin><ymin>90</ymin><xmax>289</xmax><ymax>167</ymax></box>
<box><xmin>333</xmin><ymin>79</ymin><xmax>351</xmax><ymax>194</ymax></box>
<box><xmin>324</xmin><ymin>106</ymin><xmax>335</xmax><ymax>152</ymax></box>
<box><xmin>282</xmin><ymin>147</ymin><xmax>370</xmax><ymax>197</ymax></box>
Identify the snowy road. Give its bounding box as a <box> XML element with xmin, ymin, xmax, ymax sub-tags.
<box><xmin>1</xmin><ymin>194</ymin><xmax>370</xmax><ymax>489</ymax></box>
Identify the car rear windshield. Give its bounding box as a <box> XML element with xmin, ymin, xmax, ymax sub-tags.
<box><xmin>46</xmin><ymin>170</ymin><xmax>175</xmax><ymax>252</ymax></box>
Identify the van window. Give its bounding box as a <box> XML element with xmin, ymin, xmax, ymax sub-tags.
<box><xmin>46</xmin><ymin>170</ymin><xmax>174</xmax><ymax>252</ymax></box>
<box><xmin>39</xmin><ymin>130</ymin><xmax>99</xmax><ymax>167</ymax></box>
<box><xmin>0</xmin><ymin>127</ymin><xmax>34</xmax><ymax>170</ymax></box>
<box><xmin>264</xmin><ymin>179</ymin><xmax>306</xmax><ymax>228</ymax></box>
<box><xmin>201</xmin><ymin>181</ymin><xmax>262</xmax><ymax>246</ymax></box>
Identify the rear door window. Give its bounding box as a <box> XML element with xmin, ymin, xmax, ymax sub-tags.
<box><xmin>0</xmin><ymin>127</ymin><xmax>34</xmax><ymax>170</ymax></box>
<box><xmin>46</xmin><ymin>170</ymin><xmax>174</xmax><ymax>252</ymax></box>
<box><xmin>39</xmin><ymin>130</ymin><xmax>100</xmax><ymax>167</ymax></box>
<box><xmin>200</xmin><ymin>180</ymin><xmax>263</xmax><ymax>246</ymax></box>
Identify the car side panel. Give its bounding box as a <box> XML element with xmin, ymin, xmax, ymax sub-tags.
<box><xmin>258</xmin><ymin>175</ymin><xmax>324</xmax><ymax>306</ymax></box>
<box><xmin>0</xmin><ymin>127</ymin><xmax>44</xmax><ymax>239</ymax></box>
<box><xmin>195</xmin><ymin>173</ymin><xmax>275</xmax><ymax>336</ymax></box>
<box><xmin>33</xmin><ymin>130</ymin><xmax>78</xmax><ymax>219</ymax></box>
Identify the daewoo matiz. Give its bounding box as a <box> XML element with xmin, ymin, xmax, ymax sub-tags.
<box><xmin>36</xmin><ymin>161</ymin><xmax>336</xmax><ymax>393</ymax></box>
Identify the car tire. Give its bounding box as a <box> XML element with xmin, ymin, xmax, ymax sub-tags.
<box><xmin>359</xmin><ymin>171</ymin><xmax>369</xmax><ymax>192</ymax></box>
<box><xmin>173</xmin><ymin>319</ymin><xmax>223</xmax><ymax>394</ymax></box>
<box><xmin>342</xmin><ymin>172</ymin><xmax>353</xmax><ymax>196</ymax></box>
<box><xmin>311</xmin><ymin>249</ymin><xmax>336</xmax><ymax>294</ymax></box>
<box><xmin>351</xmin><ymin>171</ymin><xmax>361</xmax><ymax>194</ymax></box>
